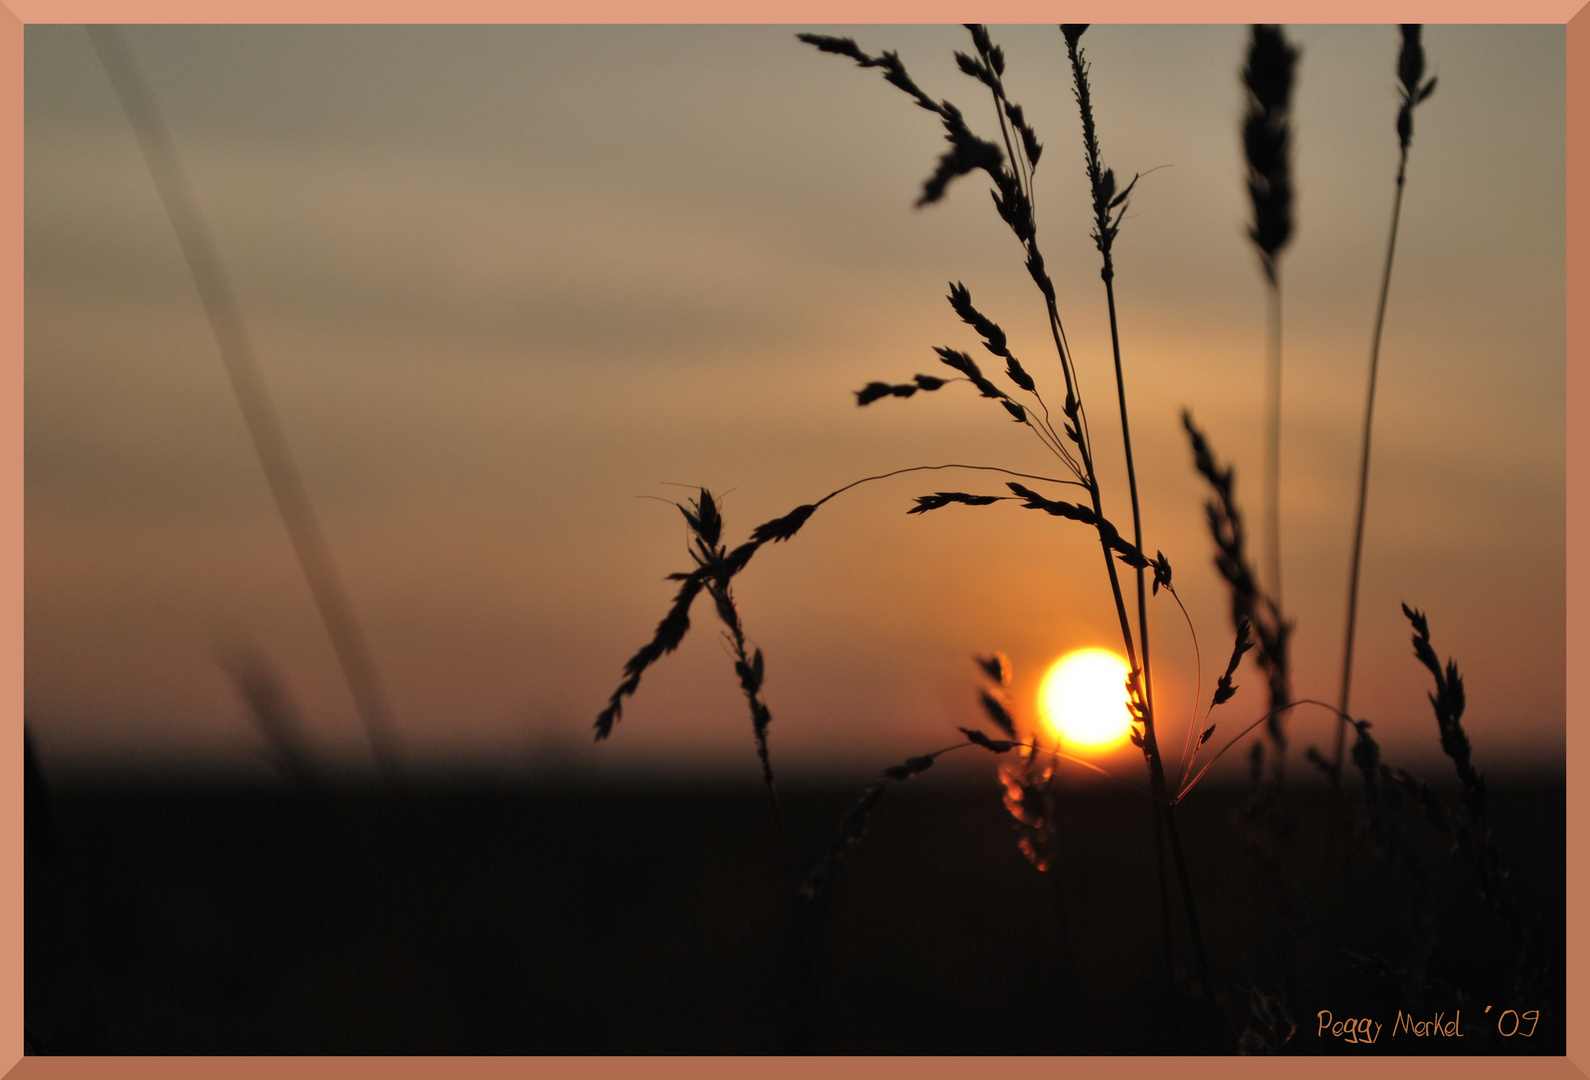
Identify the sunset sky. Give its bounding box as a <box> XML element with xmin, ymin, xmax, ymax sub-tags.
<box><xmin>24</xmin><ymin>24</ymin><xmax>1565</xmax><ymax>783</ymax></box>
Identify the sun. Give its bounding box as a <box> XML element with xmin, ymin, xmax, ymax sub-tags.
<box><xmin>1037</xmin><ymin>648</ymin><xmax>1134</xmax><ymax>752</ymax></box>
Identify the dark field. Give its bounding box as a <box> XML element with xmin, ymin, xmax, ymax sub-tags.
<box><xmin>26</xmin><ymin>771</ymin><xmax>1565</xmax><ymax>1055</ymax></box>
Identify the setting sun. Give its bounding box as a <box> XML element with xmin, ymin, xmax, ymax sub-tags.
<box><xmin>1037</xmin><ymin>648</ymin><xmax>1134</xmax><ymax>752</ymax></box>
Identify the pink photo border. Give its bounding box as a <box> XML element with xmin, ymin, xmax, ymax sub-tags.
<box><xmin>1</xmin><ymin>1</ymin><xmax>1582</xmax><ymax>1076</ymax></box>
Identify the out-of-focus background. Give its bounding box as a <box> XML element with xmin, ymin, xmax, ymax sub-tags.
<box><xmin>26</xmin><ymin>24</ymin><xmax>1563</xmax><ymax>781</ymax></box>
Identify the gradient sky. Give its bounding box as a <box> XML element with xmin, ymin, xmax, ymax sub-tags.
<box><xmin>24</xmin><ymin>24</ymin><xmax>1565</xmax><ymax>783</ymax></box>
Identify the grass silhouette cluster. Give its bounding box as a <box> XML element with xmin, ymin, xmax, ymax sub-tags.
<box><xmin>597</xmin><ymin>24</ymin><xmax>1551</xmax><ymax>1054</ymax></box>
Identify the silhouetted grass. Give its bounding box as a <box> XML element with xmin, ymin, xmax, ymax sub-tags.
<box><xmin>18</xmin><ymin>23</ymin><xmax>1559</xmax><ymax>1058</ymax></box>
<box><xmin>1332</xmin><ymin>22</ymin><xmax>1439</xmax><ymax>823</ymax></box>
<box><xmin>802</xmin><ymin>20</ymin><xmax>1234</xmax><ymax>1046</ymax></box>
<box><xmin>89</xmin><ymin>25</ymin><xmax>404</xmax><ymax>784</ymax></box>
<box><xmin>1243</xmin><ymin>25</ymin><xmax>1298</xmax><ymax>625</ymax></box>
<box><xmin>587</xmin><ymin>23</ymin><xmax>1553</xmax><ymax>1056</ymax></box>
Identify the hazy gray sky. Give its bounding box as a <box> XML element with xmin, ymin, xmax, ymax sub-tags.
<box><xmin>25</xmin><ymin>24</ymin><xmax>1565</xmax><ymax>781</ymax></box>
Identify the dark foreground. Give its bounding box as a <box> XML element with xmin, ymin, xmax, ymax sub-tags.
<box><xmin>26</xmin><ymin>769</ymin><xmax>1565</xmax><ymax>1055</ymax></box>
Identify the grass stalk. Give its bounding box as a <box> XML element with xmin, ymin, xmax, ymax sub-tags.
<box><xmin>1062</xmin><ymin>27</ymin><xmax>1225</xmax><ymax>1040</ymax></box>
<box><xmin>1328</xmin><ymin>23</ymin><xmax>1437</xmax><ymax>873</ymax></box>
<box><xmin>89</xmin><ymin>25</ymin><xmax>403</xmax><ymax>782</ymax></box>
<box><xmin>1061</xmin><ymin>21</ymin><xmax>1183</xmax><ymax>1004</ymax></box>
<box><xmin>1241</xmin><ymin>24</ymin><xmax>1299</xmax><ymax>772</ymax></box>
<box><xmin>1330</xmin><ymin>173</ymin><xmax>1403</xmax><ymax>779</ymax></box>
<box><xmin>1149</xmin><ymin>797</ymin><xmax>1177</xmax><ymax>991</ymax></box>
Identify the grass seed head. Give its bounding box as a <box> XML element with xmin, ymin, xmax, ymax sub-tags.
<box><xmin>1402</xmin><ymin>603</ymin><xmax>1482</xmax><ymax>819</ymax></box>
<box><xmin>960</xmin><ymin>726</ymin><xmax>1016</xmax><ymax>754</ymax></box>
<box><xmin>856</xmin><ymin>381</ymin><xmax>916</xmax><ymax>405</ymax></box>
<box><xmin>907</xmin><ymin>491</ymin><xmax>1002</xmax><ymax>515</ymax></box>
<box><xmin>979</xmin><ymin>689</ymin><xmax>1018</xmax><ymax>739</ymax></box>
<box><xmin>1395</xmin><ymin>26</ymin><xmax>1437</xmax><ymax>152</ymax></box>
<box><xmin>1213</xmin><ymin>617</ymin><xmax>1254</xmax><ymax>707</ymax></box>
<box><xmin>1242</xmin><ymin>25</ymin><xmax>1298</xmax><ymax>283</ymax></box>
<box><xmin>884</xmin><ymin>753</ymin><xmax>938</xmax><ymax>781</ymax></box>
<box><xmin>976</xmin><ymin>651</ymin><xmax>1011</xmax><ymax>686</ymax></box>
<box><xmin>595</xmin><ymin>573</ymin><xmax>705</xmax><ymax>739</ymax></box>
<box><xmin>749</xmin><ymin>503</ymin><xmax>817</xmax><ymax>545</ymax></box>
<box><xmin>1000</xmin><ymin>749</ymin><xmax>1057</xmax><ymax>872</ymax></box>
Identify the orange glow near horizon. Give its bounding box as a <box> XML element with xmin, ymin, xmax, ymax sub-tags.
<box><xmin>1037</xmin><ymin>649</ymin><xmax>1134</xmax><ymax>754</ymax></box>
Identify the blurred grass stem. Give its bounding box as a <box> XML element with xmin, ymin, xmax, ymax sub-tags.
<box><xmin>88</xmin><ymin>25</ymin><xmax>403</xmax><ymax>781</ymax></box>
